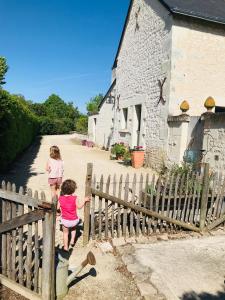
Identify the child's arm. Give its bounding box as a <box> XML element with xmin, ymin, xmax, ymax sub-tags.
<box><xmin>46</xmin><ymin>160</ymin><xmax>51</xmax><ymax>172</ymax></box>
<box><xmin>77</xmin><ymin>196</ymin><xmax>91</xmax><ymax>209</ymax></box>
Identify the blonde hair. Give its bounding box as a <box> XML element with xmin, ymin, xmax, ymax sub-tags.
<box><xmin>50</xmin><ymin>146</ymin><xmax>61</xmax><ymax>160</ymax></box>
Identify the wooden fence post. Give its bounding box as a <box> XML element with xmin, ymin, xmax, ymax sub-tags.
<box><xmin>42</xmin><ymin>199</ymin><xmax>57</xmax><ymax>300</ymax></box>
<box><xmin>200</xmin><ymin>163</ymin><xmax>210</xmax><ymax>230</ymax></box>
<box><xmin>83</xmin><ymin>163</ymin><xmax>93</xmax><ymax>246</ymax></box>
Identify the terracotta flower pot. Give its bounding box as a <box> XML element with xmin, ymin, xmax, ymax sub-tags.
<box><xmin>131</xmin><ymin>151</ymin><xmax>145</xmax><ymax>169</ymax></box>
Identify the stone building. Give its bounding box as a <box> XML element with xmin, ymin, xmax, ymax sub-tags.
<box><xmin>88</xmin><ymin>0</ymin><xmax>225</xmax><ymax>170</ymax></box>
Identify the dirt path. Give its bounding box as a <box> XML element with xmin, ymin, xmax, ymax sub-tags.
<box><xmin>0</xmin><ymin>134</ymin><xmax>152</xmax><ymax>300</ymax></box>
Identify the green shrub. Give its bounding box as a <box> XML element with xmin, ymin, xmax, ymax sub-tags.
<box><xmin>75</xmin><ymin>115</ymin><xmax>88</xmax><ymax>134</ymax></box>
<box><xmin>111</xmin><ymin>143</ymin><xmax>127</xmax><ymax>157</ymax></box>
<box><xmin>0</xmin><ymin>90</ymin><xmax>39</xmax><ymax>171</ymax></box>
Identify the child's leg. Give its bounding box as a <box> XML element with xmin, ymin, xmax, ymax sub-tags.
<box><xmin>50</xmin><ymin>184</ymin><xmax>57</xmax><ymax>198</ymax></box>
<box><xmin>70</xmin><ymin>227</ymin><xmax>76</xmax><ymax>246</ymax></box>
<box><xmin>62</xmin><ymin>226</ymin><xmax>69</xmax><ymax>250</ymax></box>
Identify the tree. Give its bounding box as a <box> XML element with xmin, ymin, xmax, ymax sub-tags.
<box><xmin>44</xmin><ymin>94</ymin><xmax>79</xmax><ymax>120</ymax></box>
<box><xmin>0</xmin><ymin>57</ymin><xmax>8</xmax><ymax>87</ymax></box>
<box><xmin>75</xmin><ymin>115</ymin><xmax>88</xmax><ymax>133</ymax></box>
<box><xmin>86</xmin><ymin>94</ymin><xmax>104</xmax><ymax>114</ymax></box>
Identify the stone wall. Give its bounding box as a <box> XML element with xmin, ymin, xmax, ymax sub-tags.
<box><xmin>115</xmin><ymin>0</ymin><xmax>173</xmax><ymax>169</ymax></box>
<box><xmin>170</xmin><ymin>17</ymin><xmax>225</xmax><ymax>116</ymax></box>
<box><xmin>202</xmin><ymin>113</ymin><xmax>225</xmax><ymax>173</ymax></box>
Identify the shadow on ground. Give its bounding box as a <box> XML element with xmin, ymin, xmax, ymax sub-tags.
<box><xmin>181</xmin><ymin>290</ymin><xmax>225</xmax><ymax>300</ymax></box>
<box><xmin>0</xmin><ymin>137</ymin><xmax>42</xmax><ymax>191</ymax></box>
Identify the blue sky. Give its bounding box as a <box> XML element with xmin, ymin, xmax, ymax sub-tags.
<box><xmin>1</xmin><ymin>0</ymin><xmax>129</xmax><ymax>112</ymax></box>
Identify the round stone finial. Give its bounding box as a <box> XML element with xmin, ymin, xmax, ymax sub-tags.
<box><xmin>180</xmin><ymin>100</ymin><xmax>190</xmax><ymax>113</ymax></box>
<box><xmin>204</xmin><ymin>96</ymin><xmax>215</xmax><ymax>111</ymax></box>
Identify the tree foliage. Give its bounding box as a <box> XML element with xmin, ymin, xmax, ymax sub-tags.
<box><xmin>0</xmin><ymin>90</ymin><xmax>39</xmax><ymax>171</ymax></box>
<box><xmin>86</xmin><ymin>94</ymin><xmax>103</xmax><ymax>114</ymax></box>
<box><xmin>28</xmin><ymin>94</ymin><xmax>80</xmax><ymax>135</ymax></box>
<box><xmin>0</xmin><ymin>57</ymin><xmax>8</xmax><ymax>87</ymax></box>
<box><xmin>75</xmin><ymin>114</ymin><xmax>88</xmax><ymax>134</ymax></box>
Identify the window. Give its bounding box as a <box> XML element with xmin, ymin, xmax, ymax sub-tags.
<box><xmin>122</xmin><ymin>108</ymin><xmax>128</xmax><ymax>129</ymax></box>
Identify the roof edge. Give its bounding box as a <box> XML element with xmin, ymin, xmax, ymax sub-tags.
<box><xmin>112</xmin><ymin>0</ymin><xmax>134</xmax><ymax>69</ymax></box>
<box><xmin>98</xmin><ymin>79</ymin><xmax>116</xmax><ymax>110</ymax></box>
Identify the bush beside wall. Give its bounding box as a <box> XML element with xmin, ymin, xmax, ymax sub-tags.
<box><xmin>0</xmin><ymin>90</ymin><xmax>39</xmax><ymax>171</ymax></box>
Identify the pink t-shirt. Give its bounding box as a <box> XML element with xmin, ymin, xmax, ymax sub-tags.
<box><xmin>47</xmin><ymin>158</ymin><xmax>64</xmax><ymax>178</ymax></box>
<box><xmin>59</xmin><ymin>195</ymin><xmax>78</xmax><ymax>221</ymax></box>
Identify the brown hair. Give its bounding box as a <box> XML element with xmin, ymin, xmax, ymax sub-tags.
<box><xmin>50</xmin><ymin>146</ymin><xmax>61</xmax><ymax>160</ymax></box>
<box><xmin>61</xmin><ymin>179</ymin><xmax>77</xmax><ymax>195</ymax></box>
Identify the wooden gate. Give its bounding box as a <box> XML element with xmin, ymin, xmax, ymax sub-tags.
<box><xmin>0</xmin><ymin>181</ymin><xmax>56</xmax><ymax>300</ymax></box>
<box><xmin>83</xmin><ymin>163</ymin><xmax>225</xmax><ymax>243</ymax></box>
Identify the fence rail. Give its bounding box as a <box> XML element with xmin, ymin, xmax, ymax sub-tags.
<box><xmin>83</xmin><ymin>163</ymin><xmax>225</xmax><ymax>243</ymax></box>
<box><xmin>0</xmin><ymin>181</ymin><xmax>56</xmax><ymax>300</ymax></box>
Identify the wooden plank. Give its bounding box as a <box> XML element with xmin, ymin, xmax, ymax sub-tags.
<box><xmin>0</xmin><ymin>210</ymin><xmax>45</xmax><ymax>234</ymax></box>
<box><xmin>181</xmin><ymin>173</ymin><xmax>190</xmax><ymax>222</ymax></box>
<box><xmin>91</xmin><ymin>176</ymin><xmax>96</xmax><ymax>240</ymax></box>
<box><xmin>123</xmin><ymin>174</ymin><xmax>129</xmax><ymax>238</ymax></box>
<box><xmin>105</xmin><ymin>176</ymin><xmax>110</xmax><ymax>239</ymax></box>
<box><xmin>194</xmin><ymin>173</ymin><xmax>202</xmax><ymax>225</ymax></box>
<box><xmin>111</xmin><ymin>174</ymin><xmax>116</xmax><ymax>238</ymax></box>
<box><xmin>11</xmin><ymin>184</ymin><xmax>17</xmax><ymax>281</ymax></box>
<box><xmin>83</xmin><ymin>163</ymin><xmax>93</xmax><ymax>246</ymax></box>
<box><xmin>42</xmin><ymin>211</ymin><xmax>55</xmax><ymax>300</ymax></box>
<box><xmin>136</xmin><ymin>174</ymin><xmax>143</xmax><ymax>237</ymax></box>
<box><xmin>117</xmin><ymin>175</ymin><xmax>123</xmax><ymax>238</ymax></box>
<box><xmin>176</xmin><ymin>174</ymin><xmax>185</xmax><ymax>222</ymax></box>
<box><xmin>34</xmin><ymin>191</ymin><xmax>39</xmax><ymax>293</ymax></box>
<box><xmin>160</xmin><ymin>174</ymin><xmax>168</xmax><ymax>232</ymax></box>
<box><xmin>142</xmin><ymin>174</ymin><xmax>149</xmax><ymax>235</ymax></box>
<box><xmin>98</xmin><ymin>175</ymin><xmax>104</xmax><ymax>240</ymax></box>
<box><xmin>185</xmin><ymin>173</ymin><xmax>195</xmax><ymax>223</ymax></box>
<box><xmin>0</xmin><ymin>190</ymin><xmax>47</xmax><ymax>209</ymax></box>
<box><xmin>200</xmin><ymin>163</ymin><xmax>210</xmax><ymax>230</ymax></box>
<box><xmin>130</xmin><ymin>174</ymin><xmax>137</xmax><ymax>237</ymax></box>
<box><xmin>6</xmin><ymin>182</ymin><xmax>12</xmax><ymax>279</ymax></box>
<box><xmin>166</xmin><ymin>173</ymin><xmax>174</xmax><ymax>232</ymax></box>
<box><xmin>206</xmin><ymin>213</ymin><xmax>225</xmax><ymax>231</ymax></box>
<box><xmin>207</xmin><ymin>173</ymin><xmax>217</xmax><ymax>223</ymax></box>
<box><xmin>1</xmin><ymin>181</ymin><xmax>7</xmax><ymax>276</ymax></box>
<box><xmin>216</xmin><ymin>178</ymin><xmax>225</xmax><ymax>218</ymax></box>
<box><xmin>18</xmin><ymin>187</ymin><xmax>24</xmax><ymax>286</ymax></box>
<box><xmin>212</xmin><ymin>173</ymin><xmax>223</xmax><ymax>221</ymax></box>
<box><xmin>189</xmin><ymin>173</ymin><xmax>198</xmax><ymax>224</ymax></box>
<box><xmin>91</xmin><ymin>188</ymin><xmax>200</xmax><ymax>232</ymax></box>
<box><xmin>0</xmin><ymin>274</ymin><xmax>42</xmax><ymax>300</ymax></box>
<box><xmin>26</xmin><ymin>189</ymin><xmax>33</xmax><ymax>289</ymax></box>
<box><xmin>154</xmin><ymin>176</ymin><xmax>162</xmax><ymax>233</ymax></box>
<box><xmin>148</xmin><ymin>174</ymin><xmax>155</xmax><ymax>234</ymax></box>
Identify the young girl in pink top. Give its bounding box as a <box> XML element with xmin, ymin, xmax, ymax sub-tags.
<box><xmin>58</xmin><ymin>179</ymin><xmax>90</xmax><ymax>251</ymax></box>
<box><xmin>46</xmin><ymin>146</ymin><xmax>64</xmax><ymax>198</ymax></box>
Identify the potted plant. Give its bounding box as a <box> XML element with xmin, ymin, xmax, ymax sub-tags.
<box><xmin>131</xmin><ymin>146</ymin><xmax>145</xmax><ymax>168</ymax></box>
<box><xmin>111</xmin><ymin>143</ymin><xmax>127</xmax><ymax>160</ymax></box>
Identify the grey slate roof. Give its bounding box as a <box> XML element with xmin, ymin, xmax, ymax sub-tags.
<box><xmin>112</xmin><ymin>0</ymin><xmax>225</xmax><ymax>68</ymax></box>
<box><xmin>160</xmin><ymin>0</ymin><xmax>225</xmax><ymax>25</ymax></box>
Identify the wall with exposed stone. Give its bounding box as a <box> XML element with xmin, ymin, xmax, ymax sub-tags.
<box><xmin>115</xmin><ymin>0</ymin><xmax>173</xmax><ymax>170</ymax></box>
<box><xmin>170</xmin><ymin>17</ymin><xmax>225</xmax><ymax>116</ymax></box>
<box><xmin>202</xmin><ymin>113</ymin><xmax>225</xmax><ymax>173</ymax></box>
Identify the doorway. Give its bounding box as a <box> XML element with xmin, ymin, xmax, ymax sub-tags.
<box><xmin>93</xmin><ymin>118</ymin><xmax>97</xmax><ymax>142</ymax></box>
<box><xmin>132</xmin><ymin>105</ymin><xmax>142</xmax><ymax>147</ymax></box>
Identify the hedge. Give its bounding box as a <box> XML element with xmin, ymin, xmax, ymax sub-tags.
<box><xmin>0</xmin><ymin>90</ymin><xmax>39</xmax><ymax>171</ymax></box>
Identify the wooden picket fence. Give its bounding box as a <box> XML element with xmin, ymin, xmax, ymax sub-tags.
<box><xmin>0</xmin><ymin>181</ymin><xmax>56</xmax><ymax>300</ymax></box>
<box><xmin>83</xmin><ymin>163</ymin><xmax>225</xmax><ymax>243</ymax></box>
